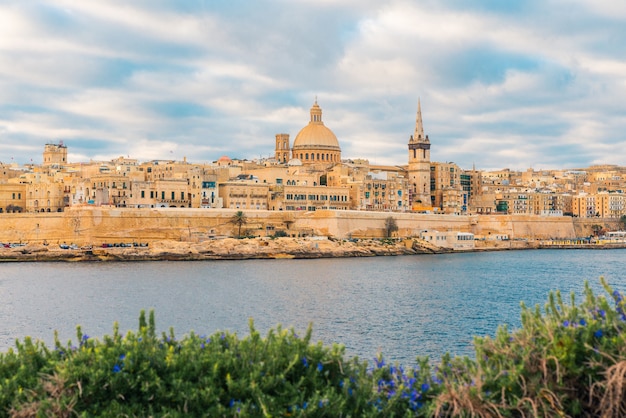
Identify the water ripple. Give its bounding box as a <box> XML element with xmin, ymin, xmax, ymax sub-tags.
<box><xmin>0</xmin><ymin>249</ymin><xmax>624</xmax><ymax>365</ymax></box>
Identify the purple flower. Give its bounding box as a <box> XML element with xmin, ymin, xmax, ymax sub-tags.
<box><xmin>112</xmin><ymin>364</ymin><xmax>121</xmax><ymax>373</ymax></box>
<box><xmin>579</xmin><ymin>318</ymin><xmax>587</xmax><ymax>326</ymax></box>
<box><xmin>563</xmin><ymin>320</ymin><xmax>570</xmax><ymax>327</ymax></box>
<box><xmin>599</xmin><ymin>309</ymin><xmax>606</xmax><ymax>318</ymax></box>
<box><xmin>119</xmin><ymin>354</ymin><xmax>126</xmax><ymax>360</ymax></box>
<box><xmin>421</xmin><ymin>383</ymin><xmax>430</xmax><ymax>392</ymax></box>
<box><xmin>317</xmin><ymin>362</ymin><xmax>323</xmax><ymax>372</ymax></box>
<box><xmin>594</xmin><ymin>329</ymin><xmax>604</xmax><ymax>338</ymax></box>
<box><xmin>301</xmin><ymin>357</ymin><xmax>308</xmax><ymax>368</ymax></box>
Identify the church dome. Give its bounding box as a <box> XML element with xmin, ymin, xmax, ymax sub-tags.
<box><xmin>291</xmin><ymin>101</ymin><xmax>341</xmax><ymax>164</ymax></box>
<box><xmin>293</xmin><ymin>101</ymin><xmax>340</xmax><ymax>150</ymax></box>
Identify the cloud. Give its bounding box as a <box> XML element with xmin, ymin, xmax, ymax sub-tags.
<box><xmin>0</xmin><ymin>0</ymin><xmax>624</xmax><ymax>172</ymax></box>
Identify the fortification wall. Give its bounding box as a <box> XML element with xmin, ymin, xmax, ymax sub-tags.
<box><xmin>472</xmin><ymin>215</ymin><xmax>576</xmax><ymax>240</ymax></box>
<box><xmin>572</xmin><ymin>218</ymin><xmax>624</xmax><ymax>237</ymax></box>
<box><xmin>0</xmin><ymin>207</ymin><xmax>582</xmax><ymax>245</ymax></box>
<box><xmin>0</xmin><ymin>207</ymin><xmax>287</xmax><ymax>245</ymax></box>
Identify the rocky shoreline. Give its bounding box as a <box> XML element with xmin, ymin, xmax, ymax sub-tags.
<box><xmin>3</xmin><ymin>237</ymin><xmax>624</xmax><ymax>262</ymax></box>
<box><xmin>0</xmin><ymin>237</ymin><xmax>458</xmax><ymax>262</ymax></box>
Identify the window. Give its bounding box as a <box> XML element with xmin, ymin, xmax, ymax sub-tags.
<box><xmin>150</xmin><ymin>191</ymin><xmax>154</xmax><ymax>198</ymax></box>
<box><xmin>181</xmin><ymin>192</ymin><xmax>185</xmax><ymax>200</ymax></box>
<box><xmin>161</xmin><ymin>191</ymin><xmax>165</xmax><ymax>199</ymax></box>
<box><xmin>141</xmin><ymin>191</ymin><xmax>145</xmax><ymax>198</ymax></box>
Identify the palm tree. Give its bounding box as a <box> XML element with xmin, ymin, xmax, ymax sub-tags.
<box><xmin>230</xmin><ymin>211</ymin><xmax>248</xmax><ymax>237</ymax></box>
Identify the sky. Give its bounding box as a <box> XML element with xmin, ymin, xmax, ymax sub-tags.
<box><xmin>0</xmin><ymin>0</ymin><xmax>625</xmax><ymax>171</ymax></box>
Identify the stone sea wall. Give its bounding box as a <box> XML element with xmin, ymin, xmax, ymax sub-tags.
<box><xmin>0</xmin><ymin>206</ymin><xmax>602</xmax><ymax>247</ymax></box>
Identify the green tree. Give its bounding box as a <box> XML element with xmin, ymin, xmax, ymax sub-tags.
<box><xmin>230</xmin><ymin>211</ymin><xmax>248</xmax><ymax>237</ymax></box>
<box><xmin>619</xmin><ymin>215</ymin><xmax>626</xmax><ymax>230</ymax></box>
<box><xmin>384</xmin><ymin>216</ymin><xmax>398</xmax><ymax>238</ymax></box>
<box><xmin>590</xmin><ymin>224</ymin><xmax>603</xmax><ymax>236</ymax></box>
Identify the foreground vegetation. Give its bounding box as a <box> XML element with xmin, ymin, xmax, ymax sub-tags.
<box><xmin>1</xmin><ymin>279</ymin><xmax>626</xmax><ymax>417</ymax></box>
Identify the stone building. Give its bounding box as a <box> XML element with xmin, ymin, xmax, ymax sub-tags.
<box><xmin>430</xmin><ymin>162</ymin><xmax>465</xmax><ymax>214</ymax></box>
<box><xmin>275</xmin><ymin>133</ymin><xmax>290</xmax><ymax>164</ymax></box>
<box><xmin>0</xmin><ymin>182</ymin><xmax>26</xmax><ymax>213</ymax></box>
<box><xmin>42</xmin><ymin>142</ymin><xmax>67</xmax><ymax>168</ymax></box>
<box><xmin>219</xmin><ymin>180</ymin><xmax>269</xmax><ymax>210</ymax></box>
<box><xmin>283</xmin><ymin>184</ymin><xmax>350</xmax><ymax>211</ymax></box>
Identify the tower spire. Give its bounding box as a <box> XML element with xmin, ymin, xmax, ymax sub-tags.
<box><xmin>414</xmin><ymin>98</ymin><xmax>425</xmax><ymax>141</ymax></box>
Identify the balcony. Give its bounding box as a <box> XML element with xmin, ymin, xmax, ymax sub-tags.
<box><xmin>156</xmin><ymin>199</ymin><xmax>190</xmax><ymax>204</ymax></box>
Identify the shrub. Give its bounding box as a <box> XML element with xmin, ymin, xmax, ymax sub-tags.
<box><xmin>1</xmin><ymin>278</ymin><xmax>626</xmax><ymax>416</ymax></box>
<box><xmin>272</xmin><ymin>230</ymin><xmax>288</xmax><ymax>238</ymax></box>
<box><xmin>433</xmin><ymin>277</ymin><xmax>626</xmax><ymax>417</ymax></box>
<box><xmin>0</xmin><ymin>312</ymin><xmax>436</xmax><ymax>416</ymax></box>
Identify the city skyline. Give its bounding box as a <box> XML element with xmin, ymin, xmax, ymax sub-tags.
<box><xmin>1</xmin><ymin>1</ymin><xmax>624</xmax><ymax>170</ymax></box>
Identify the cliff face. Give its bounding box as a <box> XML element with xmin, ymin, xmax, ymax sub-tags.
<box><xmin>0</xmin><ymin>207</ymin><xmax>584</xmax><ymax>246</ymax></box>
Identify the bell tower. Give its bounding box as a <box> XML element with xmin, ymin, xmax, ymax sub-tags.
<box><xmin>43</xmin><ymin>141</ymin><xmax>68</xmax><ymax>168</ymax></box>
<box><xmin>407</xmin><ymin>99</ymin><xmax>431</xmax><ymax>208</ymax></box>
<box><xmin>275</xmin><ymin>133</ymin><xmax>290</xmax><ymax>163</ymax></box>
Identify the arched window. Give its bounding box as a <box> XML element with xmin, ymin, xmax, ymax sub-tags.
<box><xmin>305</xmin><ymin>153</ymin><xmax>309</xmax><ymax>160</ymax></box>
